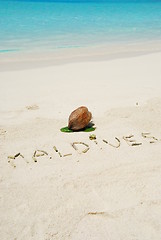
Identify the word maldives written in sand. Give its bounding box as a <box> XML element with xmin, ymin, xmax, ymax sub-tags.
<box><xmin>7</xmin><ymin>132</ymin><xmax>161</xmax><ymax>168</ymax></box>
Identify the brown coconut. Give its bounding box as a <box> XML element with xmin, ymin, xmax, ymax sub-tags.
<box><xmin>68</xmin><ymin>106</ymin><xmax>92</xmax><ymax>131</ymax></box>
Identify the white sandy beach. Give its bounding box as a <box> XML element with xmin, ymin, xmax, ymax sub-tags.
<box><xmin>1</xmin><ymin>51</ymin><xmax>161</xmax><ymax>239</ymax></box>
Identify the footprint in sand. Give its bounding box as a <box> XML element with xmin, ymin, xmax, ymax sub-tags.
<box><xmin>26</xmin><ymin>104</ymin><xmax>39</xmax><ymax>111</ymax></box>
<box><xmin>0</xmin><ymin>129</ymin><xmax>6</xmax><ymax>136</ymax></box>
<box><xmin>0</xmin><ymin>129</ymin><xmax>7</xmax><ymax>139</ymax></box>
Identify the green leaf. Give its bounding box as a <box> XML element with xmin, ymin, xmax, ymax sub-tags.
<box><xmin>60</xmin><ymin>127</ymin><xmax>73</xmax><ymax>133</ymax></box>
<box><xmin>60</xmin><ymin>126</ymin><xmax>96</xmax><ymax>133</ymax></box>
<box><xmin>83</xmin><ymin>127</ymin><xmax>96</xmax><ymax>132</ymax></box>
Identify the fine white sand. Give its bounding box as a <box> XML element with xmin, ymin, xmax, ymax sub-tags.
<box><xmin>0</xmin><ymin>52</ymin><xmax>161</xmax><ymax>240</ymax></box>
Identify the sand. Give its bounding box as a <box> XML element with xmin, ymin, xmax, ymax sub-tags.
<box><xmin>0</xmin><ymin>51</ymin><xmax>161</xmax><ymax>240</ymax></box>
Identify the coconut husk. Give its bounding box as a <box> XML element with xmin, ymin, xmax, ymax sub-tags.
<box><xmin>68</xmin><ymin>106</ymin><xmax>92</xmax><ymax>131</ymax></box>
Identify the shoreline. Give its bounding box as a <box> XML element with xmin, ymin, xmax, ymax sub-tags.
<box><xmin>1</xmin><ymin>39</ymin><xmax>161</xmax><ymax>71</ymax></box>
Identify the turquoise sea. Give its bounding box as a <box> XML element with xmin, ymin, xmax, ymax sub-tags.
<box><xmin>0</xmin><ymin>0</ymin><xmax>161</xmax><ymax>53</ymax></box>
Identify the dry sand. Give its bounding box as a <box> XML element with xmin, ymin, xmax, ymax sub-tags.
<box><xmin>0</xmin><ymin>52</ymin><xmax>161</xmax><ymax>240</ymax></box>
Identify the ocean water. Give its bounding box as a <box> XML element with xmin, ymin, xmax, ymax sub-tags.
<box><xmin>0</xmin><ymin>0</ymin><xmax>161</xmax><ymax>53</ymax></box>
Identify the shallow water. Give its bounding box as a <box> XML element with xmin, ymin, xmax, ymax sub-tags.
<box><xmin>0</xmin><ymin>0</ymin><xmax>161</xmax><ymax>53</ymax></box>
